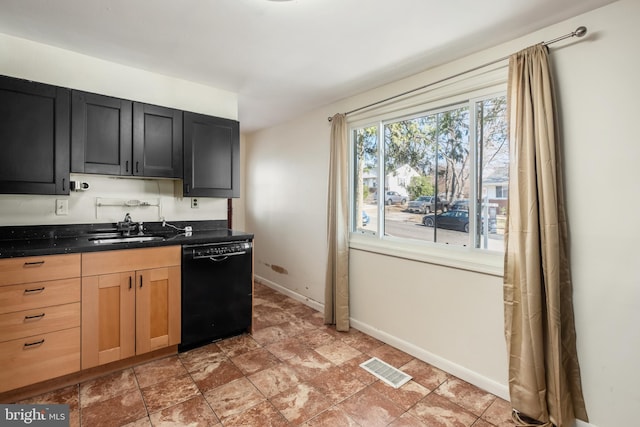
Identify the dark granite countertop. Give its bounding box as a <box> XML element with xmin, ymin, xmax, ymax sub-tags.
<box><xmin>0</xmin><ymin>220</ymin><xmax>254</xmax><ymax>258</ymax></box>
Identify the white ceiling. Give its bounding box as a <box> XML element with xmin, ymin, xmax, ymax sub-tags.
<box><xmin>0</xmin><ymin>0</ymin><xmax>615</xmax><ymax>132</ymax></box>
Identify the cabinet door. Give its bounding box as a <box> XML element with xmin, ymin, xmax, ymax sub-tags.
<box><xmin>71</xmin><ymin>91</ymin><xmax>132</xmax><ymax>175</ymax></box>
<box><xmin>135</xmin><ymin>266</ymin><xmax>180</xmax><ymax>355</ymax></box>
<box><xmin>0</xmin><ymin>328</ymin><xmax>80</xmax><ymax>393</ymax></box>
<box><xmin>0</xmin><ymin>76</ymin><xmax>70</xmax><ymax>195</ymax></box>
<box><xmin>81</xmin><ymin>272</ymin><xmax>135</xmax><ymax>369</ymax></box>
<box><xmin>183</xmin><ymin>112</ymin><xmax>239</xmax><ymax>197</ymax></box>
<box><xmin>133</xmin><ymin>103</ymin><xmax>183</xmax><ymax>178</ymax></box>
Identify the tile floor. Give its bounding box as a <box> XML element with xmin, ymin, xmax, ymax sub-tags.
<box><xmin>17</xmin><ymin>281</ymin><xmax>514</xmax><ymax>426</ymax></box>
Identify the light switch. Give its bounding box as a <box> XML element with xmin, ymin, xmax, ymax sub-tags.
<box><xmin>55</xmin><ymin>199</ymin><xmax>68</xmax><ymax>215</ymax></box>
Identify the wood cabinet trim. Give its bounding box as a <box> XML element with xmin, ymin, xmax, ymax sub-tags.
<box><xmin>81</xmin><ymin>246</ymin><xmax>181</xmax><ymax>276</ymax></box>
<box><xmin>81</xmin><ymin>247</ymin><xmax>181</xmax><ymax>369</ymax></box>
<box><xmin>0</xmin><ymin>277</ymin><xmax>80</xmax><ymax>315</ymax></box>
<box><xmin>0</xmin><ymin>254</ymin><xmax>81</xmax><ymax>287</ymax></box>
<box><xmin>0</xmin><ymin>327</ymin><xmax>80</xmax><ymax>393</ymax></box>
<box><xmin>0</xmin><ymin>302</ymin><xmax>80</xmax><ymax>343</ymax></box>
<box><xmin>81</xmin><ymin>273</ymin><xmax>136</xmax><ymax>370</ymax></box>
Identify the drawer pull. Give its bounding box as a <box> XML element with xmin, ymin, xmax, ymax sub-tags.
<box><xmin>24</xmin><ymin>313</ymin><xmax>46</xmax><ymax>321</ymax></box>
<box><xmin>24</xmin><ymin>287</ymin><xmax>45</xmax><ymax>294</ymax></box>
<box><xmin>24</xmin><ymin>260</ymin><xmax>45</xmax><ymax>267</ymax></box>
<box><xmin>24</xmin><ymin>339</ymin><xmax>45</xmax><ymax>348</ymax></box>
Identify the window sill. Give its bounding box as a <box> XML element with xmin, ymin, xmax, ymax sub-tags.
<box><xmin>349</xmin><ymin>233</ymin><xmax>504</xmax><ymax>277</ymax></box>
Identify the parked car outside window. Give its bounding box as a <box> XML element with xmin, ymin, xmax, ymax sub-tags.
<box><xmin>351</xmin><ymin>93</ymin><xmax>507</xmax><ymax>251</ymax></box>
<box><xmin>407</xmin><ymin>196</ymin><xmax>431</xmax><ymax>213</ymax></box>
<box><xmin>362</xmin><ymin>210</ymin><xmax>370</xmax><ymax>226</ymax></box>
<box><xmin>407</xmin><ymin>196</ymin><xmax>449</xmax><ymax>213</ymax></box>
<box><xmin>449</xmin><ymin>199</ymin><xmax>469</xmax><ymax>211</ymax></box>
<box><xmin>422</xmin><ymin>210</ymin><xmax>471</xmax><ymax>232</ymax></box>
<box><xmin>374</xmin><ymin>191</ymin><xmax>407</xmax><ymax>205</ymax></box>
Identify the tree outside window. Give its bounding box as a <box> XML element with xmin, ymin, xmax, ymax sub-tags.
<box><xmin>352</xmin><ymin>94</ymin><xmax>507</xmax><ymax>252</ymax></box>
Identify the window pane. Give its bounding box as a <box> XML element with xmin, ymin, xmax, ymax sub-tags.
<box><xmin>432</xmin><ymin>107</ymin><xmax>470</xmax><ymax>246</ymax></box>
<box><xmin>476</xmin><ymin>96</ymin><xmax>508</xmax><ymax>251</ymax></box>
<box><xmin>383</xmin><ymin>115</ymin><xmax>433</xmax><ymax>240</ymax></box>
<box><xmin>382</xmin><ymin>106</ymin><xmax>472</xmax><ymax>247</ymax></box>
<box><xmin>353</xmin><ymin>126</ymin><xmax>378</xmax><ymax>235</ymax></box>
<box><xmin>350</xmin><ymin>92</ymin><xmax>507</xmax><ymax>254</ymax></box>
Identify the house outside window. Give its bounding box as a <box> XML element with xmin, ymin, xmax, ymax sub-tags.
<box><xmin>351</xmin><ymin>92</ymin><xmax>508</xmax><ymax>255</ymax></box>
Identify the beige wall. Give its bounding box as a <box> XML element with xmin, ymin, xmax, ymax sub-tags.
<box><xmin>0</xmin><ymin>33</ymin><xmax>239</xmax><ymax>226</ymax></box>
<box><xmin>245</xmin><ymin>1</ymin><xmax>640</xmax><ymax>426</ymax></box>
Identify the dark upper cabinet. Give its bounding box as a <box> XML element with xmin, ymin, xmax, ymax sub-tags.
<box><xmin>71</xmin><ymin>91</ymin><xmax>132</xmax><ymax>175</ymax></box>
<box><xmin>132</xmin><ymin>103</ymin><xmax>182</xmax><ymax>178</ymax></box>
<box><xmin>71</xmin><ymin>91</ymin><xmax>182</xmax><ymax>178</ymax></box>
<box><xmin>183</xmin><ymin>112</ymin><xmax>239</xmax><ymax>198</ymax></box>
<box><xmin>0</xmin><ymin>76</ymin><xmax>70</xmax><ymax>195</ymax></box>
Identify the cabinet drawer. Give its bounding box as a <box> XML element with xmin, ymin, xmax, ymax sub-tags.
<box><xmin>0</xmin><ymin>254</ymin><xmax>81</xmax><ymax>286</ymax></box>
<box><xmin>82</xmin><ymin>246</ymin><xmax>181</xmax><ymax>276</ymax></box>
<box><xmin>0</xmin><ymin>302</ymin><xmax>80</xmax><ymax>343</ymax></box>
<box><xmin>0</xmin><ymin>327</ymin><xmax>80</xmax><ymax>393</ymax></box>
<box><xmin>0</xmin><ymin>278</ymin><xmax>80</xmax><ymax>315</ymax></box>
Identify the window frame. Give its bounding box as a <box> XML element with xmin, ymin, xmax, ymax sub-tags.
<box><xmin>348</xmin><ymin>76</ymin><xmax>508</xmax><ymax>276</ymax></box>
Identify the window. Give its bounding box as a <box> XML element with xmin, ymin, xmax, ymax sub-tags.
<box><xmin>352</xmin><ymin>93</ymin><xmax>508</xmax><ymax>253</ymax></box>
<box><xmin>495</xmin><ymin>186</ymin><xmax>508</xmax><ymax>199</ymax></box>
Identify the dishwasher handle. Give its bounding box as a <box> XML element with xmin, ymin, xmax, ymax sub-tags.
<box><xmin>193</xmin><ymin>251</ymin><xmax>247</xmax><ymax>261</ymax></box>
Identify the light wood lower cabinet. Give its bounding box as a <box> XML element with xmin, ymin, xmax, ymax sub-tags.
<box><xmin>0</xmin><ymin>247</ymin><xmax>181</xmax><ymax>393</ymax></box>
<box><xmin>135</xmin><ymin>266</ymin><xmax>181</xmax><ymax>355</ymax></box>
<box><xmin>81</xmin><ymin>246</ymin><xmax>181</xmax><ymax>370</ymax></box>
<box><xmin>0</xmin><ymin>253</ymin><xmax>81</xmax><ymax>393</ymax></box>
<box><xmin>81</xmin><ymin>272</ymin><xmax>136</xmax><ymax>368</ymax></box>
<box><xmin>0</xmin><ymin>328</ymin><xmax>81</xmax><ymax>393</ymax></box>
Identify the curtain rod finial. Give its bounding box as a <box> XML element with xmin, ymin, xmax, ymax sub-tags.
<box><xmin>328</xmin><ymin>116</ymin><xmax>333</xmax><ymax>122</ymax></box>
<box><xmin>574</xmin><ymin>26</ymin><xmax>587</xmax><ymax>38</ymax></box>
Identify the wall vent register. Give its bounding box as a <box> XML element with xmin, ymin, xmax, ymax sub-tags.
<box><xmin>360</xmin><ymin>357</ymin><xmax>412</xmax><ymax>388</ymax></box>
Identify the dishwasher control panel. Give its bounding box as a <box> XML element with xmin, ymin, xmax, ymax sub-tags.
<box><xmin>186</xmin><ymin>241</ymin><xmax>252</xmax><ymax>258</ymax></box>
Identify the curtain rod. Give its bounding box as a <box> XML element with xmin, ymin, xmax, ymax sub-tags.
<box><xmin>328</xmin><ymin>26</ymin><xmax>587</xmax><ymax>122</ymax></box>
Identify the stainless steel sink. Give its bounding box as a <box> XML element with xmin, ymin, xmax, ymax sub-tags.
<box><xmin>91</xmin><ymin>235</ymin><xmax>165</xmax><ymax>244</ymax></box>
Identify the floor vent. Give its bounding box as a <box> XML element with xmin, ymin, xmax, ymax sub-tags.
<box><xmin>360</xmin><ymin>357</ymin><xmax>412</xmax><ymax>388</ymax></box>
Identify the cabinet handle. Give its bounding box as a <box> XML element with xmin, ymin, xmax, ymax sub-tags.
<box><xmin>62</xmin><ymin>178</ymin><xmax>66</xmax><ymax>192</ymax></box>
<box><xmin>24</xmin><ymin>338</ymin><xmax>45</xmax><ymax>348</ymax></box>
<box><xmin>129</xmin><ymin>276</ymin><xmax>132</xmax><ymax>289</ymax></box>
<box><xmin>24</xmin><ymin>287</ymin><xmax>45</xmax><ymax>294</ymax></box>
<box><xmin>139</xmin><ymin>276</ymin><xmax>143</xmax><ymax>288</ymax></box>
<box><xmin>136</xmin><ymin>161</ymin><xmax>139</xmax><ymax>173</ymax></box>
<box><xmin>126</xmin><ymin>160</ymin><xmax>129</xmax><ymax>173</ymax></box>
<box><xmin>185</xmin><ymin>184</ymin><xmax>190</xmax><ymax>194</ymax></box>
<box><xmin>24</xmin><ymin>260</ymin><xmax>45</xmax><ymax>267</ymax></box>
<box><xmin>24</xmin><ymin>313</ymin><xmax>46</xmax><ymax>321</ymax></box>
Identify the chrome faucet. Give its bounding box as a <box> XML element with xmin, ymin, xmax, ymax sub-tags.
<box><xmin>118</xmin><ymin>213</ymin><xmax>134</xmax><ymax>236</ymax></box>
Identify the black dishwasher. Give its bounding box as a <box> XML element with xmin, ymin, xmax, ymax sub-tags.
<box><xmin>180</xmin><ymin>240</ymin><xmax>253</xmax><ymax>352</ymax></box>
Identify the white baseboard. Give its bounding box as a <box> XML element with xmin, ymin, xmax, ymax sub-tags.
<box><xmin>256</xmin><ymin>275</ymin><xmax>606</xmax><ymax>410</ymax></box>
<box><xmin>255</xmin><ymin>275</ymin><xmax>324</xmax><ymax>312</ymax></box>
<box><xmin>256</xmin><ymin>274</ymin><xmax>508</xmax><ymax>399</ymax></box>
<box><xmin>575</xmin><ymin>420</ymin><xmax>598</xmax><ymax>427</ymax></box>
<box><xmin>349</xmin><ymin>318</ymin><xmax>510</xmax><ymax>400</ymax></box>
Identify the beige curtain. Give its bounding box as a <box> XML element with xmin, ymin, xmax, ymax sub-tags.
<box><xmin>324</xmin><ymin>113</ymin><xmax>350</xmax><ymax>331</ymax></box>
<box><xmin>503</xmin><ymin>44</ymin><xmax>588</xmax><ymax>427</ymax></box>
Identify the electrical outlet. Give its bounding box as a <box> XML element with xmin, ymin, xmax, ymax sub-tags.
<box><xmin>55</xmin><ymin>199</ymin><xmax>68</xmax><ymax>215</ymax></box>
<box><xmin>191</xmin><ymin>198</ymin><xmax>199</xmax><ymax>208</ymax></box>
